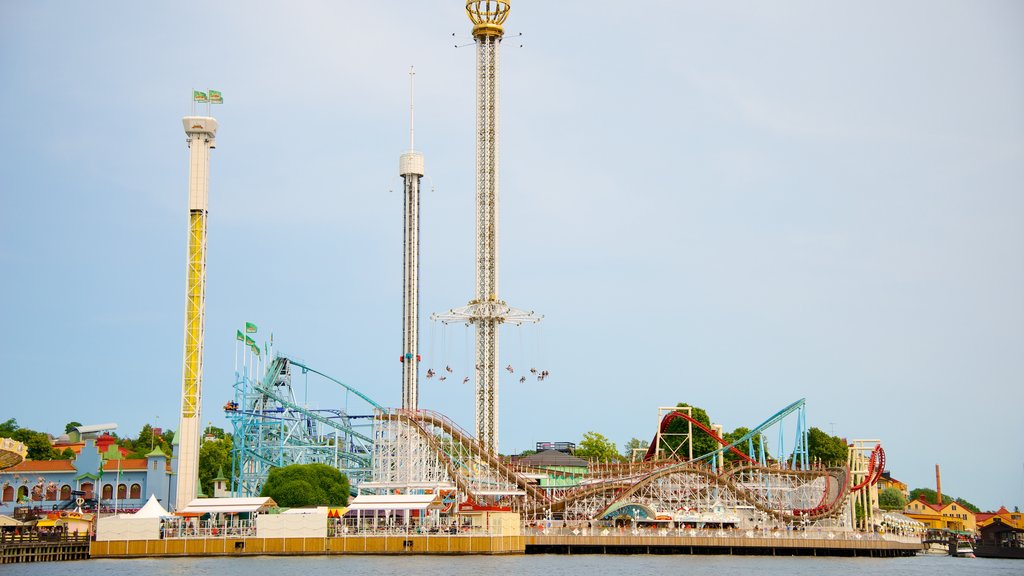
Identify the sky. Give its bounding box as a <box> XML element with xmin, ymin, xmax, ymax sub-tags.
<box><xmin>1</xmin><ymin>1</ymin><xmax>1021</xmax><ymax>511</ymax></box>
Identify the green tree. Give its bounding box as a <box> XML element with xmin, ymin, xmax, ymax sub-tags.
<box><xmin>64</xmin><ymin>422</ymin><xmax>82</xmax><ymax>434</ymax></box>
<box><xmin>906</xmin><ymin>488</ymin><xmax>979</xmax><ymax>512</ymax></box>
<box><xmin>198</xmin><ymin>436</ymin><xmax>233</xmax><ymax>496</ymax></box>
<box><xmin>575</xmin><ymin>431</ymin><xmax>621</xmax><ymax>463</ymax></box>
<box><xmin>260</xmin><ymin>463</ymin><xmax>349</xmax><ymax>507</ymax></box>
<box><xmin>806</xmin><ymin>427</ymin><xmax>848</xmax><ymax>465</ymax></box>
<box><xmin>659</xmin><ymin>403</ymin><xmax>719</xmax><ymax>461</ymax></box>
<box><xmin>622</xmin><ymin>437</ymin><xmax>650</xmax><ymax>461</ymax></box>
<box><xmin>722</xmin><ymin>427</ymin><xmax>764</xmax><ymax>464</ymax></box>
<box><xmin>0</xmin><ymin>420</ymin><xmax>58</xmax><ymax>461</ymax></box>
<box><xmin>203</xmin><ymin>425</ymin><xmax>226</xmax><ymax>440</ymax></box>
<box><xmin>879</xmin><ymin>487</ymin><xmax>908</xmax><ymax>510</ymax></box>
<box><xmin>58</xmin><ymin>447</ymin><xmax>76</xmax><ymax>460</ymax></box>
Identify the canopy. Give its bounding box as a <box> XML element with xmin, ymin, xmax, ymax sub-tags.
<box><xmin>176</xmin><ymin>497</ymin><xmax>277</xmax><ymax>515</ymax></box>
<box><xmin>346</xmin><ymin>494</ymin><xmax>441</xmax><ymax>512</ymax></box>
<box><xmin>130</xmin><ymin>495</ymin><xmax>170</xmax><ymax>518</ymax></box>
<box><xmin>0</xmin><ymin>515</ymin><xmax>26</xmax><ymax>527</ymax></box>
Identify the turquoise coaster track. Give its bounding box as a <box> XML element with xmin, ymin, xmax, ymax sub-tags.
<box><xmin>226</xmin><ymin>354</ymin><xmax>384</xmax><ymax>497</ymax></box>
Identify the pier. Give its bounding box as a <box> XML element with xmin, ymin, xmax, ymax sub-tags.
<box><xmin>0</xmin><ymin>533</ymin><xmax>91</xmax><ymax>564</ymax></box>
<box><xmin>89</xmin><ymin>531</ymin><xmax>921</xmax><ymax>558</ymax></box>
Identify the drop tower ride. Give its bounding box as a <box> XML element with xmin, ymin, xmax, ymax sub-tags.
<box><xmin>433</xmin><ymin>1</ymin><xmax>541</xmax><ymax>454</ymax></box>
<box><xmin>176</xmin><ymin>115</ymin><xmax>217</xmax><ymax>507</ymax></box>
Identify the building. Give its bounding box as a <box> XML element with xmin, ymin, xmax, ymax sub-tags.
<box><xmin>876</xmin><ymin>471</ymin><xmax>908</xmax><ymax>498</ymax></box>
<box><xmin>904</xmin><ymin>497</ymin><xmax>977</xmax><ymax>533</ymax></box>
<box><xmin>0</xmin><ymin>437</ymin><xmax>172</xmax><ymax>516</ymax></box>
<box><xmin>976</xmin><ymin>506</ymin><xmax>1024</xmax><ymax>530</ymax></box>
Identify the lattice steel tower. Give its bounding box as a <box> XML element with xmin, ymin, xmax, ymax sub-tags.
<box><xmin>176</xmin><ymin>115</ymin><xmax>217</xmax><ymax>508</ymax></box>
<box><xmin>433</xmin><ymin>1</ymin><xmax>541</xmax><ymax>454</ymax></box>
<box><xmin>400</xmin><ymin>68</ymin><xmax>425</xmax><ymax>410</ymax></box>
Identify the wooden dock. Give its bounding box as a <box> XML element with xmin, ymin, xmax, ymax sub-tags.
<box><xmin>526</xmin><ymin>534</ymin><xmax>922</xmax><ymax>557</ymax></box>
<box><xmin>91</xmin><ymin>534</ymin><xmax>525</xmax><ymax>557</ymax></box>
<box><xmin>0</xmin><ymin>534</ymin><xmax>91</xmax><ymax>564</ymax></box>
<box><xmin>91</xmin><ymin>533</ymin><xmax>922</xmax><ymax>558</ymax></box>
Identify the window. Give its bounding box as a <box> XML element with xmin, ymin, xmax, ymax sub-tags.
<box><xmin>18</xmin><ymin>485</ymin><xmax>30</xmax><ymax>500</ymax></box>
<box><xmin>130</xmin><ymin>483</ymin><xmax>141</xmax><ymax>499</ymax></box>
<box><xmin>60</xmin><ymin>485</ymin><xmax>71</xmax><ymax>500</ymax></box>
<box><xmin>45</xmin><ymin>484</ymin><xmax>57</xmax><ymax>500</ymax></box>
<box><xmin>102</xmin><ymin>484</ymin><xmax>113</xmax><ymax>500</ymax></box>
<box><xmin>2</xmin><ymin>486</ymin><xmax>13</xmax><ymax>502</ymax></box>
<box><xmin>117</xmin><ymin>484</ymin><xmax>127</xmax><ymax>500</ymax></box>
<box><xmin>80</xmin><ymin>482</ymin><xmax>93</xmax><ymax>499</ymax></box>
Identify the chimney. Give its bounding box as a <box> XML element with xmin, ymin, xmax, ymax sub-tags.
<box><xmin>935</xmin><ymin>464</ymin><xmax>942</xmax><ymax>505</ymax></box>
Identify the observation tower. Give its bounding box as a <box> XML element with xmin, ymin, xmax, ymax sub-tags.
<box><xmin>400</xmin><ymin>68</ymin><xmax>425</xmax><ymax>410</ymax></box>
<box><xmin>176</xmin><ymin>115</ymin><xmax>218</xmax><ymax>507</ymax></box>
<box><xmin>433</xmin><ymin>1</ymin><xmax>541</xmax><ymax>454</ymax></box>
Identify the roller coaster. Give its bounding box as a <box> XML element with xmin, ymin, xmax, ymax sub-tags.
<box><xmin>222</xmin><ymin>342</ymin><xmax>883</xmax><ymax>527</ymax></box>
<box><xmin>226</xmin><ymin>354</ymin><xmax>383</xmax><ymax>497</ymax></box>
<box><xmin>365</xmin><ymin>399</ymin><xmax>885</xmax><ymax>527</ymax></box>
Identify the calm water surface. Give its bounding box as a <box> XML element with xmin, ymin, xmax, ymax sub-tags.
<box><xmin>5</xmin><ymin>555</ymin><xmax>1021</xmax><ymax>576</ymax></box>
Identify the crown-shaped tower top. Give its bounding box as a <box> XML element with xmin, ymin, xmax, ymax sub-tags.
<box><xmin>466</xmin><ymin>0</ymin><xmax>510</xmax><ymax>38</ymax></box>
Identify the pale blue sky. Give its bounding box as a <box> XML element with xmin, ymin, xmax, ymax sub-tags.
<box><xmin>1</xmin><ymin>1</ymin><xmax>1021</xmax><ymax>510</ymax></box>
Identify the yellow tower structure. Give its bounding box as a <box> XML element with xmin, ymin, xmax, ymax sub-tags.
<box><xmin>176</xmin><ymin>115</ymin><xmax>218</xmax><ymax>508</ymax></box>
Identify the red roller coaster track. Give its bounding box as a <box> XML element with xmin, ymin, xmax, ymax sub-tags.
<box><xmin>643</xmin><ymin>410</ymin><xmax>758</xmax><ymax>465</ymax></box>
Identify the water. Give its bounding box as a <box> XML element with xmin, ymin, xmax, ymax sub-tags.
<box><xmin>4</xmin><ymin>555</ymin><xmax>1021</xmax><ymax>576</ymax></box>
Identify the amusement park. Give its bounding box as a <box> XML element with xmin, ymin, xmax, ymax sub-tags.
<box><xmin>4</xmin><ymin>0</ymin><xmax>1021</xmax><ymax>565</ymax></box>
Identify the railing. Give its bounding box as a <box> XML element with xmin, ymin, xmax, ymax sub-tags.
<box><xmin>0</xmin><ymin>532</ymin><xmax>91</xmax><ymax>545</ymax></box>
<box><xmin>522</xmin><ymin>524</ymin><xmax>923</xmax><ymax>543</ymax></box>
<box><xmin>327</xmin><ymin>518</ymin><xmax>510</xmax><ymax>537</ymax></box>
<box><xmin>160</xmin><ymin>520</ymin><xmax>256</xmax><ymax>539</ymax></box>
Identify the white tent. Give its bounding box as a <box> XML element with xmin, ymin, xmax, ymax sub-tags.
<box><xmin>129</xmin><ymin>495</ymin><xmax>170</xmax><ymax>519</ymax></box>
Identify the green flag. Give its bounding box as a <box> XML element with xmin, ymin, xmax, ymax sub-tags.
<box><xmin>251</xmin><ymin>344</ymin><xmax>260</xmax><ymax>357</ymax></box>
<box><xmin>193</xmin><ymin>90</ymin><xmax>208</xmax><ymax>103</ymax></box>
<box><xmin>245</xmin><ymin>336</ymin><xmax>255</xmax><ymax>347</ymax></box>
<box><xmin>236</xmin><ymin>330</ymin><xmax>244</xmax><ymax>342</ymax></box>
<box><xmin>209</xmin><ymin>90</ymin><xmax>223</xmax><ymax>104</ymax></box>
<box><xmin>245</xmin><ymin>322</ymin><xmax>257</xmax><ymax>334</ymax></box>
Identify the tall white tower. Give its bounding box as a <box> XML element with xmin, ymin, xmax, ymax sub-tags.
<box><xmin>433</xmin><ymin>1</ymin><xmax>541</xmax><ymax>454</ymax></box>
<box><xmin>176</xmin><ymin>115</ymin><xmax>217</xmax><ymax>508</ymax></box>
<box><xmin>400</xmin><ymin>68</ymin><xmax>425</xmax><ymax>410</ymax></box>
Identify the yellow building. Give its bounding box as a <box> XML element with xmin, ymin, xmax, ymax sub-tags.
<box><xmin>904</xmin><ymin>498</ymin><xmax>976</xmax><ymax>532</ymax></box>
<box><xmin>977</xmin><ymin>506</ymin><xmax>1024</xmax><ymax>530</ymax></box>
<box><xmin>876</xmin><ymin>473</ymin><xmax>909</xmax><ymax>498</ymax></box>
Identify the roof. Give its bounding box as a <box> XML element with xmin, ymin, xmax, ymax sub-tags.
<box><xmin>0</xmin><ymin>515</ymin><xmax>26</xmax><ymax>527</ymax></box>
<box><xmin>177</xmin><ymin>497</ymin><xmax>277</xmax><ymax>515</ymax></box>
<box><xmin>346</xmin><ymin>494</ymin><xmax>442</xmax><ymax>512</ymax></box>
<box><xmin>130</xmin><ymin>495</ymin><xmax>170</xmax><ymax>518</ymax></box>
<box><xmin>145</xmin><ymin>447</ymin><xmax>167</xmax><ymax>459</ymax></box>
<box><xmin>101</xmin><ymin>459</ymin><xmax>147</xmax><ymax>471</ymax></box>
<box><xmin>518</xmin><ymin>449</ymin><xmax>588</xmax><ymax>468</ymax></box>
<box><xmin>3</xmin><ymin>460</ymin><xmax>76</xmax><ymax>473</ymax></box>
<box><xmin>74</xmin><ymin>424</ymin><xmax>118</xmax><ymax>435</ymax></box>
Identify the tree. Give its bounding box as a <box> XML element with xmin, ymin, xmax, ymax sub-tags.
<box><xmin>906</xmin><ymin>488</ymin><xmax>979</xmax><ymax>512</ymax></box>
<box><xmin>955</xmin><ymin>498</ymin><xmax>980</xmax><ymax>514</ymax></box>
<box><xmin>660</xmin><ymin>403</ymin><xmax>718</xmax><ymax>460</ymax></box>
<box><xmin>64</xmin><ymin>422</ymin><xmax>82</xmax><ymax>434</ymax></box>
<box><xmin>879</xmin><ymin>487</ymin><xmax>907</xmax><ymax>510</ymax></box>
<box><xmin>722</xmin><ymin>427</ymin><xmax>763</xmax><ymax>464</ymax></box>
<box><xmin>198</xmin><ymin>436</ymin><xmax>233</xmax><ymax>496</ymax></box>
<box><xmin>806</xmin><ymin>427</ymin><xmax>848</xmax><ymax>465</ymax></box>
<box><xmin>575</xmin><ymin>431</ymin><xmax>620</xmax><ymax>463</ymax></box>
<box><xmin>622</xmin><ymin>438</ymin><xmax>650</xmax><ymax>461</ymax></box>
<box><xmin>203</xmin><ymin>425</ymin><xmax>226</xmax><ymax>440</ymax></box>
<box><xmin>260</xmin><ymin>463</ymin><xmax>349</xmax><ymax>507</ymax></box>
<box><xmin>0</xmin><ymin>420</ymin><xmax>58</xmax><ymax>460</ymax></box>
<box><xmin>0</xmin><ymin>419</ymin><xmax>18</xmax><ymax>437</ymax></box>
<box><xmin>58</xmin><ymin>448</ymin><xmax>76</xmax><ymax>460</ymax></box>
